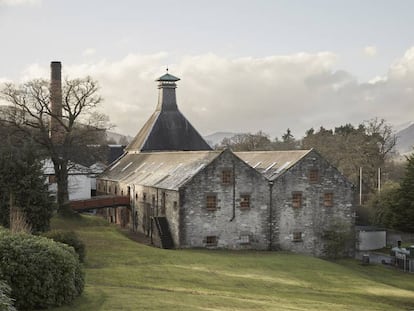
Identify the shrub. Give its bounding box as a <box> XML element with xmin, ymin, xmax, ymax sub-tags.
<box><xmin>322</xmin><ymin>220</ymin><xmax>355</xmax><ymax>259</ymax></box>
<box><xmin>0</xmin><ymin>280</ymin><xmax>16</xmax><ymax>311</ymax></box>
<box><xmin>43</xmin><ymin>230</ymin><xmax>86</xmax><ymax>262</ymax></box>
<box><xmin>0</xmin><ymin>230</ymin><xmax>84</xmax><ymax>310</ymax></box>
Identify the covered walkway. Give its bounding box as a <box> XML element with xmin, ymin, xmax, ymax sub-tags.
<box><xmin>70</xmin><ymin>195</ymin><xmax>130</xmax><ymax>212</ymax></box>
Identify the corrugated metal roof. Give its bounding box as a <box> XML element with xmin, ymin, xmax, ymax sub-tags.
<box><xmin>99</xmin><ymin>151</ymin><xmax>222</xmax><ymax>190</ymax></box>
<box><xmin>235</xmin><ymin>150</ymin><xmax>311</xmax><ymax>180</ymax></box>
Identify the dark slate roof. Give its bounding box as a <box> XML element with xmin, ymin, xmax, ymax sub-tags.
<box><xmin>125</xmin><ymin>72</ymin><xmax>212</xmax><ymax>152</ymax></box>
<box><xmin>126</xmin><ymin>110</ymin><xmax>212</xmax><ymax>152</ymax></box>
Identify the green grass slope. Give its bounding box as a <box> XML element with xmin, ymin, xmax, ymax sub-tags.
<box><xmin>50</xmin><ymin>216</ymin><xmax>414</xmax><ymax>311</ymax></box>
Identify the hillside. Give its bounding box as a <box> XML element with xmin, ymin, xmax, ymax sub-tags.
<box><xmin>396</xmin><ymin>123</ymin><xmax>414</xmax><ymax>155</ymax></box>
<box><xmin>49</xmin><ymin>215</ymin><xmax>414</xmax><ymax>311</ymax></box>
<box><xmin>204</xmin><ymin>132</ymin><xmax>236</xmax><ymax>147</ymax></box>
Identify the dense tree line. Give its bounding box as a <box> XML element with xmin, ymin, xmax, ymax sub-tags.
<box><xmin>365</xmin><ymin>153</ymin><xmax>414</xmax><ymax>232</ymax></box>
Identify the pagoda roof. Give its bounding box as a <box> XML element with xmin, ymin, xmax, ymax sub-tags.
<box><xmin>156</xmin><ymin>73</ymin><xmax>180</xmax><ymax>82</ymax></box>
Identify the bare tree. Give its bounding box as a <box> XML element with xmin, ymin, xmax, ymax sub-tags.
<box><xmin>1</xmin><ymin>73</ymin><xmax>110</xmax><ymax>214</ymax></box>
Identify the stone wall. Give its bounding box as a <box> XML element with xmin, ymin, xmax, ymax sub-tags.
<box><xmin>180</xmin><ymin>150</ymin><xmax>270</xmax><ymax>250</ymax></box>
<box><xmin>273</xmin><ymin>150</ymin><xmax>355</xmax><ymax>256</ymax></box>
<box><xmin>122</xmin><ymin>183</ymin><xmax>180</xmax><ymax>246</ymax></box>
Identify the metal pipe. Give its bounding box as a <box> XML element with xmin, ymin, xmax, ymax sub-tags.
<box><xmin>230</xmin><ymin>159</ymin><xmax>236</xmax><ymax>222</ymax></box>
<box><xmin>268</xmin><ymin>181</ymin><xmax>274</xmax><ymax>251</ymax></box>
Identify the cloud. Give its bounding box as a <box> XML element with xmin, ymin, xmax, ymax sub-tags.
<box><xmin>2</xmin><ymin>48</ymin><xmax>414</xmax><ymax>139</ymax></box>
<box><xmin>0</xmin><ymin>0</ymin><xmax>41</xmax><ymax>6</ymax></box>
<box><xmin>363</xmin><ymin>46</ymin><xmax>378</xmax><ymax>57</ymax></box>
<box><xmin>83</xmin><ymin>48</ymin><xmax>96</xmax><ymax>57</ymax></box>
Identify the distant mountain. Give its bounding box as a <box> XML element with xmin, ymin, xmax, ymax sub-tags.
<box><xmin>395</xmin><ymin>123</ymin><xmax>414</xmax><ymax>155</ymax></box>
<box><xmin>204</xmin><ymin>132</ymin><xmax>237</xmax><ymax>147</ymax></box>
<box><xmin>106</xmin><ymin>131</ymin><xmax>133</xmax><ymax>145</ymax></box>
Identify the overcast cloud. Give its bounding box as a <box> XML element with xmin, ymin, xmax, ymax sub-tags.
<box><xmin>2</xmin><ymin>47</ymin><xmax>414</xmax><ymax>139</ymax></box>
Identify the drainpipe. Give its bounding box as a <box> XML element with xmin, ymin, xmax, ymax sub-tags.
<box><xmin>268</xmin><ymin>180</ymin><xmax>274</xmax><ymax>251</ymax></box>
<box><xmin>230</xmin><ymin>159</ymin><xmax>236</xmax><ymax>222</ymax></box>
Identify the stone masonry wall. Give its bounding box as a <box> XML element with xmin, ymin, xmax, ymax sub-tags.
<box><xmin>272</xmin><ymin>150</ymin><xmax>355</xmax><ymax>256</ymax></box>
<box><xmin>122</xmin><ymin>183</ymin><xmax>180</xmax><ymax>246</ymax></box>
<box><xmin>180</xmin><ymin>150</ymin><xmax>270</xmax><ymax>250</ymax></box>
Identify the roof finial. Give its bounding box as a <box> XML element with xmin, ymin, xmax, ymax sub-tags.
<box><xmin>166</xmin><ymin>66</ymin><xmax>169</xmax><ymax>73</ymax></box>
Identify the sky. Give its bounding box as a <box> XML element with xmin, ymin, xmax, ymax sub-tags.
<box><xmin>1</xmin><ymin>0</ymin><xmax>414</xmax><ymax>139</ymax></box>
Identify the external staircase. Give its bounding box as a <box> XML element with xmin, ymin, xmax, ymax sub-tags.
<box><xmin>153</xmin><ymin>216</ymin><xmax>174</xmax><ymax>249</ymax></box>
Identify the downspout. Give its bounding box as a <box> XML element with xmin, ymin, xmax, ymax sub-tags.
<box><xmin>230</xmin><ymin>159</ymin><xmax>236</xmax><ymax>222</ymax></box>
<box><xmin>268</xmin><ymin>180</ymin><xmax>274</xmax><ymax>251</ymax></box>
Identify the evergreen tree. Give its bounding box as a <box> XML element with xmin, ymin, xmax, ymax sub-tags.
<box><xmin>393</xmin><ymin>153</ymin><xmax>414</xmax><ymax>232</ymax></box>
<box><xmin>0</xmin><ymin>139</ymin><xmax>54</xmax><ymax>233</ymax></box>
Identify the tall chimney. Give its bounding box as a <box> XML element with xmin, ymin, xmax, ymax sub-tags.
<box><xmin>49</xmin><ymin>61</ymin><xmax>63</xmax><ymax>143</ymax></box>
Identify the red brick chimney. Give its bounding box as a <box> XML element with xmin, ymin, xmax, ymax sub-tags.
<box><xmin>49</xmin><ymin>61</ymin><xmax>64</xmax><ymax>143</ymax></box>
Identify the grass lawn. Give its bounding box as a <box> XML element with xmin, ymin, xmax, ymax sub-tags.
<box><xmin>50</xmin><ymin>215</ymin><xmax>414</xmax><ymax>311</ymax></box>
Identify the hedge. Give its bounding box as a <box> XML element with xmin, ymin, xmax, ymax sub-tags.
<box><xmin>0</xmin><ymin>280</ymin><xmax>16</xmax><ymax>311</ymax></box>
<box><xmin>0</xmin><ymin>230</ymin><xmax>84</xmax><ymax>310</ymax></box>
<box><xmin>42</xmin><ymin>230</ymin><xmax>86</xmax><ymax>262</ymax></box>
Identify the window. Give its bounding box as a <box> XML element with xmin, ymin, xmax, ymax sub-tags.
<box><xmin>143</xmin><ymin>193</ymin><xmax>147</xmax><ymax>202</ymax></box>
<box><xmin>240</xmin><ymin>234</ymin><xmax>250</xmax><ymax>244</ymax></box>
<box><xmin>240</xmin><ymin>194</ymin><xmax>250</xmax><ymax>209</ymax></box>
<box><xmin>48</xmin><ymin>175</ymin><xmax>56</xmax><ymax>184</ymax></box>
<box><xmin>293</xmin><ymin>232</ymin><xmax>302</xmax><ymax>242</ymax></box>
<box><xmin>205</xmin><ymin>236</ymin><xmax>218</xmax><ymax>246</ymax></box>
<box><xmin>173</xmin><ymin>201</ymin><xmax>178</xmax><ymax>210</ymax></box>
<box><xmin>324</xmin><ymin>192</ymin><xmax>334</xmax><ymax>207</ymax></box>
<box><xmin>292</xmin><ymin>192</ymin><xmax>302</xmax><ymax>208</ymax></box>
<box><xmin>221</xmin><ymin>169</ymin><xmax>232</xmax><ymax>185</ymax></box>
<box><xmin>206</xmin><ymin>195</ymin><xmax>217</xmax><ymax>211</ymax></box>
<box><xmin>309</xmin><ymin>169</ymin><xmax>319</xmax><ymax>183</ymax></box>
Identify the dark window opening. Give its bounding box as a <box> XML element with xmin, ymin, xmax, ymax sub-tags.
<box><xmin>206</xmin><ymin>195</ymin><xmax>217</xmax><ymax>211</ymax></box>
<box><xmin>222</xmin><ymin>170</ymin><xmax>232</xmax><ymax>185</ymax></box>
<box><xmin>293</xmin><ymin>232</ymin><xmax>302</xmax><ymax>242</ymax></box>
<box><xmin>240</xmin><ymin>194</ymin><xmax>250</xmax><ymax>209</ymax></box>
<box><xmin>292</xmin><ymin>192</ymin><xmax>302</xmax><ymax>208</ymax></box>
<box><xmin>324</xmin><ymin>192</ymin><xmax>334</xmax><ymax>207</ymax></box>
<box><xmin>206</xmin><ymin>236</ymin><xmax>218</xmax><ymax>246</ymax></box>
<box><xmin>309</xmin><ymin>169</ymin><xmax>319</xmax><ymax>183</ymax></box>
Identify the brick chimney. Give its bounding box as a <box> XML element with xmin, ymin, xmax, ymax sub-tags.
<box><xmin>49</xmin><ymin>61</ymin><xmax>64</xmax><ymax>143</ymax></box>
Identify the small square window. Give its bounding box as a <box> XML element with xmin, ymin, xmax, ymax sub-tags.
<box><xmin>309</xmin><ymin>169</ymin><xmax>319</xmax><ymax>183</ymax></box>
<box><xmin>292</xmin><ymin>192</ymin><xmax>302</xmax><ymax>208</ymax></box>
<box><xmin>293</xmin><ymin>232</ymin><xmax>302</xmax><ymax>242</ymax></box>
<box><xmin>324</xmin><ymin>193</ymin><xmax>334</xmax><ymax>207</ymax></box>
<box><xmin>48</xmin><ymin>175</ymin><xmax>57</xmax><ymax>184</ymax></box>
<box><xmin>240</xmin><ymin>194</ymin><xmax>250</xmax><ymax>209</ymax></box>
<box><xmin>206</xmin><ymin>195</ymin><xmax>217</xmax><ymax>211</ymax></box>
<box><xmin>222</xmin><ymin>170</ymin><xmax>232</xmax><ymax>185</ymax></box>
<box><xmin>240</xmin><ymin>234</ymin><xmax>250</xmax><ymax>244</ymax></box>
<box><xmin>205</xmin><ymin>236</ymin><xmax>217</xmax><ymax>246</ymax></box>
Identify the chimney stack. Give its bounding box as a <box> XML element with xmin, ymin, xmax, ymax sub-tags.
<box><xmin>49</xmin><ymin>61</ymin><xmax>63</xmax><ymax>143</ymax></box>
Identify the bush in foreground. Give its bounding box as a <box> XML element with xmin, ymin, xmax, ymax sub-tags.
<box><xmin>43</xmin><ymin>230</ymin><xmax>86</xmax><ymax>262</ymax></box>
<box><xmin>0</xmin><ymin>280</ymin><xmax>16</xmax><ymax>311</ymax></box>
<box><xmin>0</xmin><ymin>230</ymin><xmax>84</xmax><ymax>310</ymax></box>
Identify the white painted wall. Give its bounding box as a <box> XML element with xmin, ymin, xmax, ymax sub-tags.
<box><xmin>358</xmin><ymin>231</ymin><xmax>386</xmax><ymax>251</ymax></box>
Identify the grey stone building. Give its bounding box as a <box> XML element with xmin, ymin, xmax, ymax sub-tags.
<box><xmin>97</xmin><ymin>73</ymin><xmax>355</xmax><ymax>256</ymax></box>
